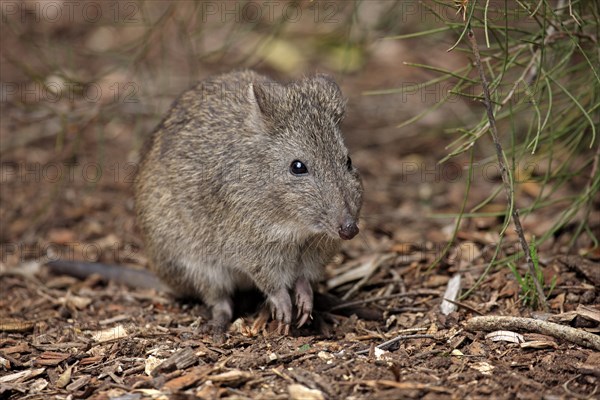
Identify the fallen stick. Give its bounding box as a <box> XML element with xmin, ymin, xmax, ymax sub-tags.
<box><xmin>465</xmin><ymin>316</ymin><xmax>600</xmax><ymax>351</ymax></box>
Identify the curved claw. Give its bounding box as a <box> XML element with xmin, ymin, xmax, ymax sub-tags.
<box><xmin>294</xmin><ymin>277</ymin><xmax>313</xmax><ymax>327</ymax></box>
<box><xmin>277</xmin><ymin>321</ymin><xmax>290</xmax><ymax>335</ymax></box>
<box><xmin>297</xmin><ymin>311</ymin><xmax>312</xmax><ymax>328</ymax></box>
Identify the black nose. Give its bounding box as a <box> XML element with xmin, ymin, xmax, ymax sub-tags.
<box><xmin>338</xmin><ymin>221</ymin><xmax>359</xmax><ymax>240</ymax></box>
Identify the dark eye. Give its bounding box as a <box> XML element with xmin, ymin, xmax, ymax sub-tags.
<box><xmin>290</xmin><ymin>160</ymin><xmax>308</xmax><ymax>176</ymax></box>
<box><xmin>346</xmin><ymin>156</ymin><xmax>353</xmax><ymax>170</ymax></box>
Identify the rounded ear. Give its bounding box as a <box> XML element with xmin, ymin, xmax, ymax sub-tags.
<box><xmin>314</xmin><ymin>74</ymin><xmax>342</xmax><ymax>94</ymax></box>
<box><xmin>311</xmin><ymin>74</ymin><xmax>346</xmax><ymax>124</ymax></box>
<box><xmin>247</xmin><ymin>81</ymin><xmax>281</xmax><ymax>119</ymax></box>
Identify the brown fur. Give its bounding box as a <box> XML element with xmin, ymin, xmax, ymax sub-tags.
<box><xmin>134</xmin><ymin>70</ymin><xmax>362</xmax><ymax>332</ymax></box>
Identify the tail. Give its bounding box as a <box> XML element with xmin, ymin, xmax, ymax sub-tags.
<box><xmin>45</xmin><ymin>260</ymin><xmax>170</xmax><ymax>292</ymax></box>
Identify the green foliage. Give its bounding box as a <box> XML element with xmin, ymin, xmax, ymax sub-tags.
<box><xmin>298</xmin><ymin>344</ymin><xmax>311</xmax><ymax>352</ymax></box>
<box><xmin>368</xmin><ymin>0</ymin><xmax>599</xmax><ymax>307</ymax></box>
<box><xmin>507</xmin><ymin>238</ymin><xmax>557</xmax><ymax>308</ymax></box>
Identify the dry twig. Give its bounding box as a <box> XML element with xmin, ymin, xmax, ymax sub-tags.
<box><xmin>465</xmin><ymin>316</ymin><xmax>600</xmax><ymax>351</ymax></box>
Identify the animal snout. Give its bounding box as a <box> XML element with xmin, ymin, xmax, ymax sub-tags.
<box><xmin>338</xmin><ymin>220</ymin><xmax>359</xmax><ymax>240</ymax></box>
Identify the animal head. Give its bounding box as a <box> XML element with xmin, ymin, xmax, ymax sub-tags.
<box><xmin>245</xmin><ymin>75</ymin><xmax>363</xmax><ymax>241</ymax></box>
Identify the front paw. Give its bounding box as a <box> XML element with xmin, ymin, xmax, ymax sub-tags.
<box><xmin>268</xmin><ymin>287</ymin><xmax>293</xmax><ymax>326</ymax></box>
<box><xmin>294</xmin><ymin>276</ymin><xmax>313</xmax><ymax>328</ymax></box>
